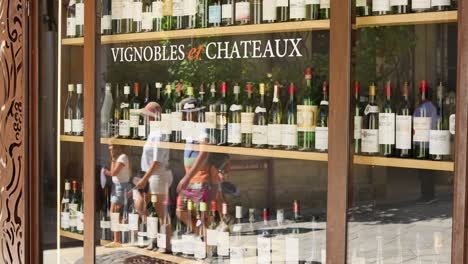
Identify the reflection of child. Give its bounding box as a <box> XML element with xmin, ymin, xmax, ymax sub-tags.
<box><xmin>103</xmin><ymin>145</ymin><xmax>131</xmax><ymax>247</ymax></box>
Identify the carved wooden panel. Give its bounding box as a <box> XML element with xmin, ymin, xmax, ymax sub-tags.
<box><xmin>0</xmin><ymin>0</ymin><xmax>25</xmax><ymax>263</ymax></box>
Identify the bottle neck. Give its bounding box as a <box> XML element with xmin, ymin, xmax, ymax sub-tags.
<box><xmin>369</xmin><ymin>94</ymin><xmax>375</xmax><ymax>104</ymax></box>
<box><xmin>421</xmin><ymin>91</ymin><xmax>427</xmax><ymax>101</ymax></box>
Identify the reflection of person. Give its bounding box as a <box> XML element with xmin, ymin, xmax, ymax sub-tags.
<box><xmin>103</xmin><ymin>144</ymin><xmax>131</xmax><ymax>247</ymax></box>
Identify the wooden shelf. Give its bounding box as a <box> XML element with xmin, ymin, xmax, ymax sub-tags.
<box><xmin>60</xmin><ymin>230</ymin><xmax>84</xmax><ymax>241</ymax></box>
<box><xmin>60</xmin><ymin>135</ymin><xmax>84</xmax><ymax>142</ymax></box>
<box><xmin>354</xmin><ymin>155</ymin><xmax>454</xmax><ymax>171</ymax></box>
<box><xmin>61</xmin><ymin>11</ymin><xmax>457</xmax><ymax>46</ymax></box>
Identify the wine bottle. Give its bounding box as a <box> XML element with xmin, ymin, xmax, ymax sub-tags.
<box><xmin>172</xmin><ymin>82</ymin><xmax>183</xmax><ymax>143</ymax></box>
<box><xmin>198</xmin><ymin>0</ymin><xmax>209</xmax><ymax>28</ymax></box>
<box><xmin>268</xmin><ymin>83</ymin><xmax>283</xmax><ymax>149</ymax></box>
<box><xmin>412</xmin><ymin>0</ymin><xmax>431</xmax><ymax>12</ymax></box>
<box><xmin>122</xmin><ymin>0</ymin><xmax>135</xmax><ymax>33</ymax></box>
<box><xmin>157</xmin><ymin>199</ymin><xmax>172</xmax><ymax>252</ymax></box>
<box><xmin>162</xmin><ymin>0</ymin><xmax>174</xmax><ymax>30</ymax></box>
<box><xmin>221</xmin><ymin>0</ymin><xmax>235</xmax><ymax>25</ymax></box>
<box><xmin>354</xmin><ymin>81</ymin><xmax>363</xmax><ymax>154</ymax></box>
<box><xmin>147</xmin><ymin>194</ymin><xmax>159</xmax><ymax>249</ymax></box>
<box><xmin>209</xmin><ymin>0</ymin><xmax>222</xmax><ymax>26</ymax></box>
<box><xmin>252</xmin><ymin>0</ymin><xmax>262</xmax><ymax>24</ymax></box>
<box><xmin>185</xmin><ymin>0</ymin><xmax>198</xmax><ymax>29</ymax></box>
<box><xmin>290</xmin><ymin>0</ymin><xmax>306</xmax><ymax>20</ymax></box>
<box><xmin>282</xmin><ymin>83</ymin><xmax>297</xmax><ymax>150</ymax></box>
<box><xmin>396</xmin><ymin>82</ymin><xmax>412</xmax><ymax>158</ymax></box>
<box><xmin>413</xmin><ymin>80</ymin><xmax>436</xmax><ymax>159</ymax></box>
<box><xmin>356</xmin><ymin>0</ymin><xmax>371</xmax><ymax>16</ymax></box>
<box><xmin>253</xmin><ymin>83</ymin><xmax>268</xmax><ymax>148</ymax></box>
<box><xmin>64</xmin><ymin>84</ymin><xmax>75</xmax><ymax>135</ymax></box>
<box><xmin>182</xmin><ymin>86</ymin><xmax>196</xmax><ymax>143</ymax></box>
<box><xmin>390</xmin><ymin>0</ymin><xmax>409</xmax><ymax>13</ymax></box>
<box><xmin>129</xmin><ymin>190</ymin><xmax>140</xmax><ymax>245</ymax></box>
<box><xmin>298</xmin><ymin>68</ymin><xmax>318</xmax><ymax>151</ymax></box>
<box><xmin>264</xmin><ymin>73</ymin><xmax>274</xmax><ymax>110</ymax></box>
<box><xmin>173</xmin><ymin>0</ymin><xmax>185</xmax><ymax>29</ymax></box>
<box><xmin>315</xmin><ymin>81</ymin><xmax>328</xmax><ymax>152</ymax></box>
<box><xmin>120</xmin><ymin>187</ymin><xmax>130</xmax><ymax>244</ymax></box>
<box><xmin>207</xmin><ymin>201</ymin><xmax>220</xmax><ymax>258</ymax></box>
<box><xmin>182</xmin><ymin>199</ymin><xmax>196</xmax><ymax>257</ymax></box>
<box><xmin>155</xmin><ymin>82</ymin><xmax>164</xmax><ymax>105</ymax></box>
<box><xmin>217</xmin><ymin>82</ymin><xmax>229</xmax><ymax>146</ymax></box>
<box><xmin>276</xmin><ymin>0</ymin><xmax>289</xmax><ymax>22</ymax></box>
<box><xmin>138</xmin><ymin>84</ymin><xmax>151</xmax><ymax>140</ymax></box>
<box><xmin>77</xmin><ymin>184</ymin><xmax>84</xmax><ymax>234</ymax></box>
<box><xmin>306</xmin><ymin>0</ymin><xmax>320</xmax><ymax>19</ymax></box>
<box><xmin>206</xmin><ymin>83</ymin><xmax>218</xmax><ymax>145</ymax></box>
<box><xmin>372</xmin><ymin>0</ymin><xmax>391</xmax><ymax>15</ymax></box>
<box><xmin>447</xmin><ymin>92</ymin><xmax>456</xmax><ymax>158</ymax></box>
<box><xmin>66</xmin><ymin>0</ymin><xmax>76</xmax><ymax>38</ymax></box>
<box><xmin>101</xmin><ymin>83</ymin><xmax>114</xmax><ymax>138</ymax></box>
<box><xmin>130</xmin><ymin>83</ymin><xmax>143</xmax><ymax>139</ymax></box>
<box><xmin>100</xmin><ymin>187</ymin><xmax>112</xmax><ymax>240</ymax></box>
<box><xmin>431</xmin><ymin>0</ymin><xmax>451</xmax><ymax>11</ymax></box>
<box><xmin>153</xmin><ymin>0</ymin><xmax>164</xmax><ymax>31</ymax></box>
<box><xmin>61</xmin><ymin>180</ymin><xmax>71</xmax><ymax>231</ymax></box>
<box><xmin>194</xmin><ymin>202</ymin><xmax>207</xmax><ymax>260</ymax></box>
<box><xmin>161</xmin><ymin>84</ymin><xmax>173</xmax><ymax>142</ymax></box>
<box><xmin>228</xmin><ymin>83</ymin><xmax>242</xmax><ymax>146</ymax></box>
<box><xmin>260</xmin><ymin>208</ymin><xmax>271</xmax><ymax>235</ymax></box>
<box><xmin>119</xmin><ymin>85</ymin><xmax>131</xmax><ymax>138</ymax></box>
<box><xmin>142</xmin><ymin>0</ymin><xmax>154</xmax><ymax>32</ymax></box>
<box><xmin>263</xmin><ymin>0</ymin><xmax>277</xmax><ymax>23</ymax></box>
<box><xmin>361</xmin><ymin>83</ymin><xmax>379</xmax><ymax>155</ymax></box>
<box><xmin>379</xmin><ymin>81</ymin><xmax>395</xmax><ymax>157</ymax></box>
<box><xmin>112</xmin><ymin>84</ymin><xmax>122</xmax><ymax>137</ymax></box>
<box><xmin>137</xmin><ymin>195</ymin><xmax>148</xmax><ymax>248</ymax></box>
<box><xmin>196</xmin><ymin>83</ymin><xmax>207</xmax><ymax>142</ymax></box>
<box><xmin>133</xmin><ymin>0</ymin><xmax>144</xmax><ymax>32</ymax></box>
<box><xmin>430</xmin><ymin>82</ymin><xmax>451</xmax><ymax>161</ymax></box>
<box><xmin>112</xmin><ymin>0</ymin><xmax>123</xmax><ymax>34</ymax></box>
<box><xmin>241</xmin><ymin>83</ymin><xmax>255</xmax><ymax>148</ymax></box>
<box><xmin>319</xmin><ymin>0</ymin><xmax>330</xmax><ymax>19</ymax></box>
<box><xmin>69</xmin><ymin>181</ymin><xmax>79</xmax><ymax>233</ymax></box>
<box><xmin>235</xmin><ymin>0</ymin><xmax>251</xmax><ymax>25</ymax></box>
<box><xmin>101</xmin><ymin>0</ymin><xmax>112</xmax><ymax>35</ymax></box>
<box><xmin>72</xmin><ymin>84</ymin><xmax>84</xmax><ymax>136</ymax></box>
<box><xmin>216</xmin><ymin>203</ymin><xmax>230</xmax><ymax>257</ymax></box>
<box><xmin>75</xmin><ymin>0</ymin><xmax>84</xmax><ymax>37</ymax></box>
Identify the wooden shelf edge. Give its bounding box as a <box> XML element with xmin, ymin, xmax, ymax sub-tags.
<box><xmin>60</xmin><ymin>230</ymin><xmax>84</xmax><ymax>241</ymax></box>
<box><xmin>60</xmin><ymin>135</ymin><xmax>84</xmax><ymax>142</ymax></box>
<box><xmin>353</xmin><ymin>155</ymin><xmax>454</xmax><ymax>171</ymax></box>
<box><xmin>356</xmin><ymin>10</ymin><xmax>457</xmax><ymax>27</ymax></box>
<box><xmin>61</xmin><ymin>38</ymin><xmax>85</xmax><ymax>46</ymax></box>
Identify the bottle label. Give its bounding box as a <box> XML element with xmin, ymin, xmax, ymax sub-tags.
<box><xmin>354</xmin><ymin>116</ymin><xmax>362</xmax><ymax>139</ymax></box>
<box><xmin>163</xmin><ymin>0</ymin><xmax>173</xmax><ymax>16</ymax></box>
<box><xmin>364</xmin><ymin>104</ymin><xmax>379</xmax><ymax>115</ymax></box>
<box><xmin>412</xmin><ymin>0</ymin><xmax>430</xmax><ymax>9</ymax></box>
<box><xmin>241</xmin><ymin>112</ymin><xmax>254</xmax><ymax>133</ymax></box>
<box><xmin>431</xmin><ymin>0</ymin><xmax>450</xmax><ymax>6</ymax></box>
<box><xmin>64</xmin><ymin>119</ymin><xmax>72</xmax><ymax>133</ymax></box>
<box><xmin>230</xmin><ymin>104</ymin><xmax>242</xmax><ymax>112</ymax></box>
<box><xmin>66</xmin><ymin>18</ymin><xmax>76</xmax><ymax>37</ymax></box>
<box><xmin>147</xmin><ymin>216</ymin><xmax>159</xmax><ymax>238</ymax></box>
<box><xmin>290</xmin><ymin>0</ymin><xmax>306</xmax><ymax>19</ymax></box>
<box><xmin>449</xmin><ymin>114</ymin><xmax>455</xmax><ymax>135</ymax></box>
<box><xmin>235</xmin><ymin>2</ymin><xmax>251</xmax><ymax>21</ymax></box>
<box><xmin>61</xmin><ymin>212</ymin><xmax>70</xmax><ymax>229</ymax></box>
<box><xmin>413</xmin><ymin>117</ymin><xmax>431</xmax><ymax>142</ymax></box>
<box><xmin>361</xmin><ymin>129</ymin><xmax>379</xmax><ymax>153</ymax></box>
<box><xmin>100</xmin><ymin>220</ymin><xmax>111</xmax><ymax>229</ymax></box>
<box><xmin>196</xmin><ymin>122</ymin><xmax>208</xmax><ymax>141</ymax></box>
<box><xmin>228</xmin><ymin>123</ymin><xmax>242</xmax><ymax>143</ymax></box>
<box><xmin>101</xmin><ymin>15</ymin><xmax>112</xmax><ymax>32</ymax></box>
<box><xmin>396</xmin><ymin>115</ymin><xmax>412</xmax><ymax>150</ymax></box>
<box><xmin>257</xmin><ymin>236</ymin><xmax>272</xmax><ymax>262</ymax></box>
<box><xmin>253</xmin><ymin>125</ymin><xmax>268</xmax><ymax>145</ymax></box>
<box><xmin>77</xmin><ymin>212</ymin><xmax>84</xmax><ymax>231</ymax></box>
<box><xmin>122</xmin><ymin>0</ymin><xmax>134</xmax><ymax>19</ymax></box>
<box><xmin>209</xmin><ymin>5</ymin><xmax>222</xmax><ymax>23</ymax></box>
<box><xmin>217</xmin><ymin>231</ymin><xmax>230</xmax><ymax>256</ymax></box>
<box><xmin>184</xmin><ymin>0</ymin><xmax>197</xmax><ymax>16</ymax></box>
<box><xmin>161</xmin><ymin>113</ymin><xmax>172</xmax><ymax>134</ymax></box>
<box><xmin>112</xmin><ymin>0</ymin><xmax>123</xmax><ymax>19</ymax></box>
<box><xmin>205</xmin><ymin>112</ymin><xmax>217</xmax><ymax>129</ymax></box>
<box><xmin>171</xmin><ymin>112</ymin><xmax>183</xmax><ymax>131</ymax></box>
<box><xmin>276</xmin><ymin>0</ymin><xmax>288</xmax><ymax>7</ymax></box>
<box><xmin>429</xmin><ymin>130</ymin><xmax>450</xmax><ymax>155</ymax></box>
<box><xmin>130</xmin><ymin>110</ymin><xmax>140</xmax><ymax>127</ymax></box>
<box><xmin>390</xmin><ymin>0</ymin><xmax>408</xmax><ymax>5</ymax></box>
<box><xmin>171</xmin><ymin>239</ymin><xmax>182</xmax><ymax>253</ymax></box>
<box><xmin>320</xmin><ymin>0</ymin><xmax>330</xmax><ymax>8</ymax></box>
<box><xmin>268</xmin><ymin>124</ymin><xmax>282</xmax><ymax>146</ymax></box>
<box><xmin>150</xmin><ymin>120</ymin><xmax>161</xmax><ymax>136</ymax></box>
<box><xmin>152</xmin><ymin>2</ymin><xmax>164</xmax><ymax>18</ymax></box>
<box><xmin>281</xmin><ymin>124</ymin><xmax>297</xmax><ymax>146</ymax></box>
<box><xmin>138</xmin><ymin>124</ymin><xmax>146</xmax><ymax>137</ymax></box>
<box><xmin>356</xmin><ymin>0</ymin><xmax>367</xmax><ymax>7</ymax></box>
<box><xmin>221</xmin><ymin>4</ymin><xmax>232</xmax><ymax>18</ymax></box>
<box><xmin>372</xmin><ymin>0</ymin><xmax>390</xmax><ymax>11</ymax></box>
<box><xmin>378</xmin><ymin>113</ymin><xmax>395</xmax><ymax>144</ymax></box>
<box><xmin>119</xmin><ymin>223</ymin><xmax>129</xmax><ymax>232</ymax></box>
<box><xmin>285</xmin><ymin>237</ymin><xmax>300</xmax><ymax>262</ymax></box>
<box><xmin>216</xmin><ymin>113</ymin><xmax>227</xmax><ymax>129</ymax></box>
<box><xmin>255</xmin><ymin>106</ymin><xmax>267</xmax><ymax>113</ymax></box>
<box><xmin>142</xmin><ymin>12</ymin><xmax>153</xmax><ymax>30</ymax></box>
<box><xmin>76</xmin><ymin>3</ymin><xmax>84</xmax><ymax>25</ymax></box>
<box><xmin>182</xmin><ymin>235</ymin><xmax>195</xmax><ymax>255</ymax></box>
<box><xmin>129</xmin><ymin>213</ymin><xmax>139</xmax><ymax>231</ymax></box>
<box><xmin>119</xmin><ymin>120</ymin><xmax>131</xmax><ymax>136</ymax></box>
<box><xmin>207</xmin><ymin>229</ymin><xmax>218</xmax><ymax>246</ymax></box>
<box><xmin>157</xmin><ymin>233</ymin><xmax>167</xmax><ymax>248</ymax></box>
<box><xmin>110</xmin><ymin>212</ymin><xmax>120</xmax><ymax>232</ymax></box>
<box><xmin>297</xmin><ymin>105</ymin><xmax>318</xmax><ymax>132</ymax></box>
<box><xmin>173</xmin><ymin>0</ymin><xmax>185</xmax><ymax>16</ymax></box>
<box><xmin>182</xmin><ymin>121</ymin><xmax>195</xmax><ymax>141</ymax></box>
<box><xmin>194</xmin><ymin>240</ymin><xmax>207</xmax><ymax>259</ymax></box>
<box><xmin>69</xmin><ymin>204</ymin><xmax>77</xmax><ymax>227</ymax></box>
<box><xmin>315</xmin><ymin>126</ymin><xmax>328</xmax><ymax>150</ymax></box>
<box><xmin>262</xmin><ymin>0</ymin><xmax>277</xmax><ymax>20</ymax></box>
<box><xmin>72</xmin><ymin>119</ymin><xmax>84</xmax><ymax>133</ymax></box>
<box><xmin>306</xmin><ymin>0</ymin><xmax>320</xmax><ymax>4</ymax></box>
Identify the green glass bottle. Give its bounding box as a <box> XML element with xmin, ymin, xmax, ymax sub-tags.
<box><xmin>354</xmin><ymin>81</ymin><xmax>363</xmax><ymax>154</ymax></box>
<box><xmin>282</xmin><ymin>83</ymin><xmax>297</xmax><ymax>150</ymax></box>
<box><xmin>75</xmin><ymin>0</ymin><xmax>84</xmax><ymax>37</ymax></box>
<box><xmin>361</xmin><ymin>83</ymin><xmax>379</xmax><ymax>156</ymax></box>
<box><xmin>319</xmin><ymin>0</ymin><xmax>330</xmax><ymax>19</ymax></box>
<box><xmin>162</xmin><ymin>0</ymin><xmax>174</xmax><ymax>30</ymax></box>
<box><xmin>172</xmin><ymin>82</ymin><xmax>183</xmax><ymax>143</ymax></box>
<box><xmin>268</xmin><ymin>83</ymin><xmax>283</xmax><ymax>149</ymax></box>
<box><xmin>217</xmin><ymin>82</ymin><xmax>228</xmax><ymax>146</ymax></box>
<box><xmin>228</xmin><ymin>83</ymin><xmax>242</xmax><ymax>146</ymax></box>
<box><xmin>315</xmin><ymin>81</ymin><xmax>329</xmax><ymax>153</ymax></box>
<box><xmin>119</xmin><ymin>84</ymin><xmax>131</xmax><ymax>138</ymax></box>
<box><xmin>241</xmin><ymin>83</ymin><xmax>255</xmax><ymax>148</ymax></box>
<box><xmin>297</xmin><ymin>68</ymin><xmax>318</xmax><ymax>151</ymax></box>
<box><xmin>121</xmin><ymin>0</ymin><xmax>134</xmax><ymax>33</ymax></box>
<box><xmin>430</xmin><ymin>82</ymin><xmax>451</xmax><ymax>161</ymax></box>
<box><xmin>253</xmin><ymin>83</ymin><xmax>268</xmax><ymax>148</ymax></box>
<box><xmin>161</xmin><ymin>84</ymin><xmax>173</xmax><ymax>142</ymax></box>
<box><xmin>206</xmin><ymin>83</ymin><xmax>218</xmax><ymax>145</ymax></box>
<box><xmin>305</xmin><ymin>0</ymin><xmax>320</xmax><ymax>20</ymax></box>
<box><xmin>379</xmin><ymin>81</ymin><xmax>395</xmax><ymax>157</ymax></box>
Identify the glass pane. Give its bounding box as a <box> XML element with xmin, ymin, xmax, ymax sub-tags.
<box><xmin>348</xmin><ymin>5</ymin><xmax>457</xmax><ymax>263</ymax></box>
<box><xmin>92</xmin><ymin>0</ymin><xmax>331</xmax><ymax>261</ymax></box>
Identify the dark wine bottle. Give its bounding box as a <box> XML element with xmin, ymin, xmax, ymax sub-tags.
<box><xmin>390</xmin><ymin>0</ymin><xmax>409</xmax><ymax>13</ymax></box>
<box><xmin>413</xmin><ymin>80</ymin><xmax>436</xmax><ymax>159</ymax></box>
<box><xmin>221</xmin><ymin>0</ymin><xmax>235</xmax><ymax>25</ymax></box>
<box><xmin>282</xmin><ymin>83</ymin><xmax>297</xmax><ymax>150</ymax></box>
<box><xmin>354</xmin><ymin>81</ymin><xmax>363</xmax><ymax>154</ymax></box>
<box><xmin>228</xmin><ymin>83</ymin><xmax>242</xmax><ymax>146</ymax></box>
<box><xmin>242</xmin><ymin>84</ymin><xmax>255</xmax><ymax>147</ymax></box>
<box><xmin>130</xmin><ymin>83</ymin><xmax>143</xmax><ymax>139</ymax></box>
<box><xmin>379</xmin><ymin>81</ymin><xmax>395</xmax><ymax>157</ymax></box>
<box><xmin>430</xmin><ymin>82</ymin><xmax>451</xmax><ymax>161</ymax></box>
<box><xmin>315</xmin><ymin>81</ymin><xmax>328</xmax><ymax>153</ymax></box>
<box><xmin>119</xmin><ymin>85</ymin><xmax>131</xmax><ymax>138</ymax></box>
<box><xmin>206</xmin><ymin>83</ymin><xmax>219</xmax><ymax>145</ymax></box>
<box><xmin>276</xmin><ymin>0</ymin><xmax>289</xmax><ymax>21</ymax></box>
<box><xmin>253</xmin><ymin>83</ymin><xmax>268</xmax><ymax>148</ymax></box>
<box><xmin>268</xmin><ymin>83</ymin><xmax>283</xmax><ymax>149</ymax></box>
<box><xmin>64</xmin><ymin>84</ymin><xmax>75</xmax><ymax>135</ymax></box>
<box><xmin>217</xmin><ymin>82</ymin><xmax>228</xmax><ymax>146</ymax></box>
<box><xmin>396</xmin><ymin>82</ymin><xmax>412</xmax><ymax>158</ymax></box>
<box><xmin>306</xmin><ymin>0</ymin><xmax>320</xmax><ymax>19</ymax></box>
<box><xmin>356</xmin><ymin>0</ymin><xmax>371</xmax><ymax>16</ymax></box>
<box><xmin>361</xmin><ymin>83</ymin><xmax>379</xmax><ymax>155</ymax></box>
<box><xmin>172</xmin><ymin>82</ymin><xmax>183</xmax><ymax>143</ymax></box>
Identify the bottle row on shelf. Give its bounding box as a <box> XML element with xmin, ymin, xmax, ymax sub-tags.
<box><xmin>63</xmin><ymin>84</ymin><xmax>84</xmax><ymax>136</ymax></box>
<box><xmin>62</xmin><ymin>68</ymin><xmax>456</xmax><ymax>161</ymax></box>
<box><xmin>61</xmin><ymin>180</ymin><xmax>84</xmax><ymax>234</ymax></box>
<box><xmin>64</xmin><ymin>0</ymin><xmax>457</xmax><ymax>38</ymax></box>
